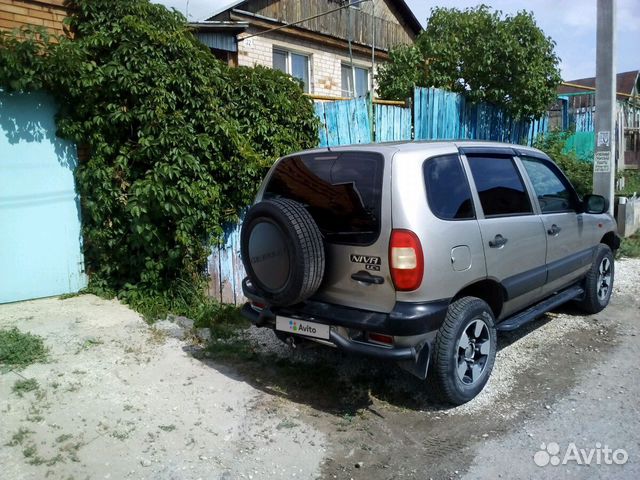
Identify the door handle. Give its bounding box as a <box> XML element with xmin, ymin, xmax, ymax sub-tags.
<box><xmin>489</xmin><ymin>234</ymin><xmax>508</xmax><ymax>249</ymax></box>
<box><xmin>547</xmin><ymin>224</ymin><xmax>562</xmax><ymax>236</ymax></box>
<box><xmin>351</xmin><ymin>271</ymin><xmax>384</xmax><ymax>285</ymax></box>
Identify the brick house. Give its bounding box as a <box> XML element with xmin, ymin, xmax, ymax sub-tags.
<box><xmin>191</xmin><ymin>0</ymin><xmax>422</xmax><ymax>98</ymax></box>
<box><xmin>0</xmin><ymin>0</ymin><xmax>68</xmax><ymax>35</ymax></box>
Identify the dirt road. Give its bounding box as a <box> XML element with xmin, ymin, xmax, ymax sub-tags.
<box><xmin>1</xmin><ymin>258</ymin><xmax>639</xmax><ymax>479</ymax></box>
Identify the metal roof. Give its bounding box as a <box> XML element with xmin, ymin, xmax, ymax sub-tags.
<box><xmin>558</xmin><ymin>70</ymin><xmax>639</xmax><ymax>101</ymax></box>
<box><xmin>205</xmin><ymin>0</ymin><xmax>423</xmax><ymax>36</ymax></box>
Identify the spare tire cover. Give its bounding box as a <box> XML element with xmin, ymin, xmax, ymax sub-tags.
<box><xmin>241</xmin><ymin>198</ymin><xmax>325</xmax><ymax>306</ymax></box>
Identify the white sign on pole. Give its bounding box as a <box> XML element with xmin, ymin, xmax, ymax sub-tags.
<box><xmin>597</xmin><ymin>131</ymin><xmax>611</xmax><ymax>147</ymax></box>
<box><xmin>594</xmin><ymin>151</ymin><xmax>611</xmax><ymax>173</ymax></box>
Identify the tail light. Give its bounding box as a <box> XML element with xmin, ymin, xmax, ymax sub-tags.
<box><xmin>389</xmin><ymin>229</ymin><xmax>424</xmax><ymax>291</ymax></box>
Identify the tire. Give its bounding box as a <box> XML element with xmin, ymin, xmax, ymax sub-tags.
<box><xmin>428</xmin><ymin>297</ymin><xmax>497</xmax><ymax>405</ymax></box>
<box><xmin>240</xmin><ymin>198</ymin><xmax>325</xmax><ymax>306</ymax></box>
<box><xmin>577</xmin><ymin>244</ymin><xmax>614</xmax><ymax>314</ymax></box>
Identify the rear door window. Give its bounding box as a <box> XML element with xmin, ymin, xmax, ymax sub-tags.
<box><xmin>264</xmin><ymin>152</ymin><xmax>384</xmax><ymax>245</ymax></box>
<box><xmin>467</xmin><ymin>156</ymin><xmax>533</xmax><ymax>217</ymax></box>
<box><xmin>423</xmin><ymin>154</ymin><xmax>475</xmax><ymax>220</ymax></box>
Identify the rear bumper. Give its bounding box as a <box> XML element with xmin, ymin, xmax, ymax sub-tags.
<box><xmin>241</xmin><ymin>278</ymin><xmax>450</xmax><ymax>362</ymax></box>
<box><xmin>241</xmin><ymin>303</ymin><xmax>420</xmax><ymax>361</ymax></box>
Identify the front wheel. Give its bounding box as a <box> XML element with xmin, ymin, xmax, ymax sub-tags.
<box><xmin>428</xmin><ymin>297</ymin><xmax>497</xmax><ymax>405</ymax></box>
<box><xmin>577</xmin><ymin>244</ymin><xmax>614</xmax><ymax>314</ymax></box>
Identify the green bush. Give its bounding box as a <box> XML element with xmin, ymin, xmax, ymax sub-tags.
<box><xmin>617</xmin><ymin>169</ymin><xmax>640</xmax><ymax>197</ymax></box>
<box><xmin>533</xmin><ymin>131</ymin><xmax>593</xmax><ymax>196</ymax></box>
<box><xmin>0</xmin><ymin>0</ymin><xmax>318</xmax><ymax>308</ymax></box>
<box><xmin>618</xmin><ymin>233</ymin><xmax>640</xmax><ymax>258</ymax></box>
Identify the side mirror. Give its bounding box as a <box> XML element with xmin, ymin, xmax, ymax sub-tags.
<box><xmin>583</xmin><ymin>194</ymin><xmax>608</xmax><ymax>214</ymax></box>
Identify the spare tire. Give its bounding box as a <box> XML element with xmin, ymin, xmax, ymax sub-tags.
<box><xmin>240</xmin><ymin>198</ymin><xmax>325</xmax><ymax>306</ymax></box>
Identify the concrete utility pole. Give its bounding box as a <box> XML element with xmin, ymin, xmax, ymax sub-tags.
<box><xmin>593</xmin><ymin>0</ymin><xmax>617</xmax><ymax>214</ymax></box>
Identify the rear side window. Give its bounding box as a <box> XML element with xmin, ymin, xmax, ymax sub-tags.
<box><xmin>423</xmin><ymin>154</ymin><xmax>475</xmax><ymax>220</ymax></box>
<box><xmin>264</xmin><ymin>152</ymin><xmax>384</xmax><ymax>245</ymax></box>
<box><xmin>467</xmin><ymin>156</ymin><xmax>533</xmax><ymax>217</ymax></box>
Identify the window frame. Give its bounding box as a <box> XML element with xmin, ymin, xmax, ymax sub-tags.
<box><xmin>341</xmin><ymin>63</ymin><xmax>370</xmax><ymax>98</ymax></box>
<box><xmin>272</xmin><ymin>47</ymin><xmax>311</xmax><ymax>93</ymax></box>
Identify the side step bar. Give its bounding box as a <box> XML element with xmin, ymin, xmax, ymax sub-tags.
<box><xmin>496</xmin><ymin>285</ymin><xmax>585</xmax><ymax>332</ymax></box>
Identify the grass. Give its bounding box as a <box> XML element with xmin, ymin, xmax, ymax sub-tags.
<box><xmin>88</xmin><ymin>278</ymin><xmax>249</xmax><ymax>336</ymax></box>
<box><xmin>618</xmin><ymin>232</ymin><xmax>640</xmax><ymax>258</ymax></box>
<box><xmin>12</xmin><ymin>378</ymin><xmax>39</xmax><ymax>397</ymax></box>
<box><xmin>205</xmin><ymin>336</ymin><xmax>256</xmax><ymax>361</ymax></box>
<box><xmin>0</xmin><ymin>328</ymin><xmax>48</xmax><ymax>372</ymax></box>
<box><xmin>5</xmin><ymin>427</ymin><xmax>33</xmax><ymax>446</ymax></box>
<box><xmin>617</xmin><ymin>170</ymin><xmax>640</xmax><ymax>197</ymax></box>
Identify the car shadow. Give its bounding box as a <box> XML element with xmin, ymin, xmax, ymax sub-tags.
<box><xmin>183</xmin><ymin>307</ymin><xmax>578</xmax><ymax>416</ymax></box>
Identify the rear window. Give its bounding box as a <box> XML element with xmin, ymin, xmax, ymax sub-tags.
<box><xmin>264</xmin><ymin>152</ymin><xmax>384</xmax><ymax>245</ymax></box>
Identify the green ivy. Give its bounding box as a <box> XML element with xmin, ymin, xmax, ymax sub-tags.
<box><xmin>0</xmin><ymin>0</ymin><xmax>318</xmax><ymax>298</ymax></box>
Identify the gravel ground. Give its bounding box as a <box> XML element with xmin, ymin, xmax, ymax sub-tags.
<box><xmin>0</xmin><ymin>295</ymin><xmax>326</xmax><ymax>480</ymax></box>
<box><xmin>238</xmin><ymin>258</ymin><xmax>640</xmax><ymax>479</ymax></box>
<box><xmin>1</xmin><ymin>258</ymin><xmax>638</xmax><ymax>479</ymax></box>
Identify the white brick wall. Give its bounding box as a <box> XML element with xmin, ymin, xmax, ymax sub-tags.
<box><xmin>237</xmin><ymin>29</ymin><xmax>379</xmax><ymax>97</ymax></box>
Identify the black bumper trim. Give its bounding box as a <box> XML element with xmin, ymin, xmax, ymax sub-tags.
<box><xmin>240</xmin><ymin>303</ymin><xmax>418</xmax><ymax>361</ymax></box>
<box><xmin>241</xmin><ymin>278</ymin><xmax>450</xmax><ymax>336</ymax></box>
<box><xmin>329</xmin><ymin>331</ymin><xmax>417</xmax><ymax>360</ymax></box>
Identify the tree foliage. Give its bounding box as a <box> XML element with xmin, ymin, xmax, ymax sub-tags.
<box><xmin>376</xmin><ymin>5</ymin><xmax>562</xmax><ymax>119</ymax></box>
<box><xmin>0</xmin><ymin>0</ymin><xmax>318</xmax><ymax>296</ymax></box>
<box><xmin>534</xmin><ymin>131</ymin><xmax>593</xmax><ymax>196</ymax></box>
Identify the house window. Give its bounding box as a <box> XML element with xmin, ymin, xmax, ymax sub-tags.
<box><xmin>341</xmin><ymin>64</ymin><xmax>369</xmax><ymax>98</ymax></box>
<box><xmin>272</xmin><ymin>48</ymin><xmax>310</xmax><ymax>93</ymax></box>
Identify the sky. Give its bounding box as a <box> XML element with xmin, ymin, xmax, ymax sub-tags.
<box><xmin>154</xmin><ymin>0</ymin><xmax>640</xmax><ymax>81</ymax></box>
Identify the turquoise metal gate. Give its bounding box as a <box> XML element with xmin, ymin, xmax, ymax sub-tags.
<box><xmin>0</xmin><ymin>91</ymin><xmax>87</xmax><ymax>303</ymax></box>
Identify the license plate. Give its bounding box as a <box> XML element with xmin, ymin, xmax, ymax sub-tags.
<box><xmin>275</xmin><ymin>316</ymin><xmax>330</xmax><ymax>340</ymax></box>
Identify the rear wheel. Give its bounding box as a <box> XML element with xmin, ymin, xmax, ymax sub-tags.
<box><xmin>428</xmin><ymin>297</ymin><xmax>497</xmax><ymax>405</ymax></box>
<box><xmin>577</xmin><ymin>244</ymin><xmax>614</xmax><ymax>314</ymax></box>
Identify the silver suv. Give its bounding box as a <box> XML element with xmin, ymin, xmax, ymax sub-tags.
<box><xmin>240</xmin><ymin>141</ymin><xmax>620</xmax><ymax>405</ymax></box>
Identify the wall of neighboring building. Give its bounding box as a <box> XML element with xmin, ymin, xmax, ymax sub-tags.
<box><xmin>238</xmin><ymin>28</ymin><xmax>377</xmax><ymax>97</ymax></box>
<box><xmin>0</xmin><ymin>0</ymin><xmax>68</xmax><ymax>35</ymax></box>
<box><xmin>227</xmin><ymin>0</ymin><xmax>416</xmax><ymax>51</ymax></box>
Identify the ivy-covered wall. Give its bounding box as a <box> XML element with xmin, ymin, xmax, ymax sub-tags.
<box><xmin>0</xmin><ymin>0</ymin><xmax>319</xmax><ymax>303</ymax></box>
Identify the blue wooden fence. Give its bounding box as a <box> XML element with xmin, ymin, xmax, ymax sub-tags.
<box><xmin>209</xmin><ymin>87</ymin><xmax>549</xmax><ymax>304</ymax></box>
<box><xmin>375</xmin><ymin>104</ymin><xmax>412</xmax><ymax>142</ymax></box>
<box><xmin>413</xmin><ymin>87</ymin><xmax>547</xmax><ymax>145</ymax></box>
<box><xmin>315</xmin><ymin>97</ymin><xmax>371</xmax><ymax>147</ymax></box>
<box><xmin>314</xmin><ymin>87</ymin><xmax>548</xmax><ymax>149</ymax></box>
<box><xmin>572</xmin><ymin>107</ymin><xmax>596</xmax><ymax>132</ymax></box>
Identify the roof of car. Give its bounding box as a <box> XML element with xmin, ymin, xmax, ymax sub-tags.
<box><xmin>297</xmin><ymin>140</ymin><xmax>545</xmax><ymax>157</ymax></box>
